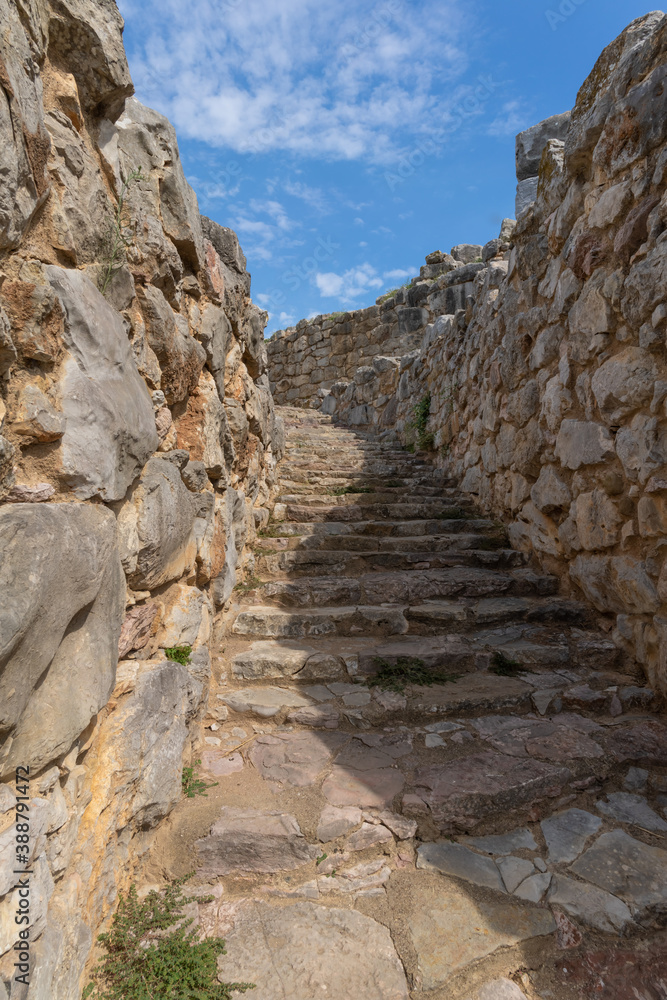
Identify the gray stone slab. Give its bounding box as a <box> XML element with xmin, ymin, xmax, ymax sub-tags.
<box><xmin>596</xmin><ymin>792</ymin><xmax>667</xmax><ymax>832</ymax></box>
<box><xmin>409</xmin><ymin>889</ymin><xmax>555</xmax><ymax>990</ymax></box>
<box><xmin>222</xmin><ymin>686</ymin><xmax>313</xmax><ymax>717</ymax></box>
<box><xmin>417</xmin><ymin>842</ymin><xmax>506</xmax><ymax>892</ymax></box>
<box><xmin>195</xmin><ymin>807</ymin><xmax>318</xmax><ymax>875</ymax></box>
<box><xmin>570</xmin><ymin>830</ymin><xmax>667</xmax><ymax>919</ymax></box>
<box><xmin>541</xmin><ymin>808</ymin><xmax>602</xmax><ymax>863</ymax></box>
<box><xmin>514</xmin><ymin>872</ymin><xmax>551</xmax><ymax>903</ymax></box>
<box><xmin>624</xmin><ymin>767</ymin><xmax>649</xmax><ymax>792</ymax></box>
<box><xmin>424</xmin><ymin>720</ymin><xmax>463</xmax><ymax>733</ymax></box>
<box><xmin>497</xmin><ymin>856</ymin><xmax>535</xmax><ymax>893</ymax></box>
<box><xmin>548</xmin><ymin>873</ymin><xmax>632</xmax><ymax>932</ymax></box>
<box><xmin>219</xmin><ymin>901</ymin><xmax>409</xmax><ymax>999</ymax></box>
<box><xmin>462</xmin><ymin>828</ymin><xmax>538</xmax><ymax>855</ymax></box>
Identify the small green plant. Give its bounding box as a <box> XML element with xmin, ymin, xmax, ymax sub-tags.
<box><xmin>164</xmin><ymin>645</ymin><xmax>192</xmax><ymax>666</ymax></box>
<box><xmin>490</xmin><ymin>651</ymin><xmax>524</xmax><ymax>677</ymax></box>
<box><xmin>383</xmin><ymin>479</ymin><xmax>403</xmax><ymax>488</ymax></box>
<box><xmin>182</xmin><ymin>760</ymin><xmax>218</xmax><ymax>798</ymax></box>
<box><xmin>377</xmin><ymin>281</ymin><xmax>411</xmax><ymax>304</ymax></box>
<box><xmin>99</xmin><ymin>167</ymin><xmax>143</xmax><ymax>296</ymax></box>
<box><xmin>328</xmin><ymin>485</ymin><xmax>374</xmax><ymax>496</ymax></box>
<box><xmin>82</xmin><ymin>874</ymin><xmax>254</xmax><ymax>1000</ymax></box>
<box><xmin>327</xmin><ymin>311</ymin><xmax>347</xmax><ymax>320</ymax></box>
<box><xmin>368</xmin><ymin>657</ymin><xmax>459</xmax><ymax>693</ymax></box>
<box><xmin>408</xmin><ymin>393</ymin><xmax>434</xmax><ymax>450</ymax></box>
<box><xmin>315</xmin><ymin>853</ymin><xmax>328</xmax><ymax>865</ymax></box>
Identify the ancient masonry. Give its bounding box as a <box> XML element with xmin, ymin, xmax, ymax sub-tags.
<box><xmin>0</xmin><ymin>5</ymin><xmax>666</xmax><ymax>1000</ymax></box>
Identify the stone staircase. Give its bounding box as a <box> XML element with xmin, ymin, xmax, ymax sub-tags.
<box><xmin>148</xmin><ymin>405</ymin><xmax>667</xmax><ymax>1000</ymax></box>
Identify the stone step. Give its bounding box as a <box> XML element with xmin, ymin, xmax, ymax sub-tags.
<box><xmin>276</xmin><ymin>483</ymin><xmax>448</xmax><ymax>498</ymax></box>
<box><xmin>246</xmin><ymin>575</ymin><xmax>563</xmax><ymax>609</ymax></box>
<box><xmin>277</xmin><ymin>531</ymin><xmax>508</xmax><ymax>553</ymax></box>
<box><xmin>261</xmin><ymin>518</ymin><xmax>501</xmax><ymax>538</ymax></box>
<box><xmin>226</xmin><ymin>629</ymin><xmax>623</xmax><ymax>683</ymax></box>
<box><xmin>257</xmin><ymin>547</ymin><xmax>527</xmax><ymax>576</ymax></box>
<box><xmin>230</xmin><ymin>594</ymin><xmax>589</xmax><ymax>640</ymax></box>
<box><xmin>276</xmin><ymin>490</ymin><xmax>461</xmax><ymax>506</ymax></box>
<box><xmin>285</xmin><ymin>501</ymin><xmax>478</xmax><ymax>522</ymax></box>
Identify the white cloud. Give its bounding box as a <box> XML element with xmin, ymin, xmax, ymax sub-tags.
<box><xmin>383</xmin><ymin>267</ymin><xmax>414</xmax><ymax>280</ymax></box>
<box><xmin>487</xmin><ymin>100</ymin><xmax>530</xmax><ymax>137</ymax></box>
<box><xmin>315</xmin><ymin>262</ymin><xmax>383</xmax><ymax>303</ymax></box>
<box><xmin>118</xmin><ymin>0</ymin><xmax>472</xmax><ymax>164</ymax></box>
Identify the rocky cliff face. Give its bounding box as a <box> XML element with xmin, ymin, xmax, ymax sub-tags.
<box><xmin>0</xmin><ymin>1</ymin><xmax>282</xmax><ymax>996</ymax></box>
<box><xmin>266</xmin><ymin>12</ymin><xmax>667</xmax><ymax>698</ymax></box>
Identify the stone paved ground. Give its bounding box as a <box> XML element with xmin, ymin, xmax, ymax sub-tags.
<box><xmin>145</xmin><ymin>406</ymin><xmax>667</xmax><ymax>1000</ymax></box>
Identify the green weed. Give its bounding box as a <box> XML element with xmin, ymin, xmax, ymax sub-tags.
<box><xmin>408</xmin><ymin>393</ymin><xmax>434</xmax><ymax>450</ymax></box>
<box><xmin>328</xmin><ymin>485</ymin><xmax>374</xmax><ymax>496</ymax></box>
<box><xmin>490</xmin><ymin>651</ymin><xmax>524</xmax><ymax>676</ymax></box>
<box><xmin>182</xmin><ymin>760</ymin><xmax>218</xmax><ymax>798</ymax></box>
<box><xmin>164</xmin><ymin>645</ymin><xmax>192</xmax><ymax>666</ymax></box>
<box><xmin>82</xmin><ymin>874</ymin><xmax>254</xmax><ymax>1000</ymax></box>
<box><xmin>368</xmin><ymin>657</ymin><xmax>459</xmax><ymax>693</ymax></box>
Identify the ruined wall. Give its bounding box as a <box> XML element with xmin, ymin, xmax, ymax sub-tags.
<box><xmin>269</xmin><ymin>12</ymin><xmax>667</xmax><ymax>697</ymax></box>
<box><xmin>266</xmin><ymin>239</ymin><xmax>496</xmax><ymax>408</ymax></box>
<box><xmin>0</xmin><ymin>2</ymin><xmax>282</xmax><ymax>997</ymax></box>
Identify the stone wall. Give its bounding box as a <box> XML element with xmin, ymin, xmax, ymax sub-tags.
<box><xmin>270</xmin><ymin>12</ymin><xmax>667</xmax><ymax>698</ymax></box>
<box><xmin>0</xmin><ymin>2</ymin><xmax>282</xmax><ymax>997</ymax></box>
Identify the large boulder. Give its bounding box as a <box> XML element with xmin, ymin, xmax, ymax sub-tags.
<box><xmin>0</xmin><ymin>0</ymin><xmax>51</xmax><ymax>249</ymax></box>
<box><xmin>116</xmin><ymin>456</ymin><xmax>199</xmax><ymax>590</ymax></box>
<box><xmin>0</xmin><ymin>504</ymin><xmax>124</xmax><ymax>778</ymax></box>
<box><xmin>46</xmin><ymin>266</ymin><xmax>158</xmax><ymax>500</ymax></box>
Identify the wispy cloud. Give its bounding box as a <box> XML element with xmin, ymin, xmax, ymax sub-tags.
<box><xmin>315</xmin><ymin>262</ymin><xmax>383</xmax><ymax>302</ymax></box>
<box><xmin>487</xmin><ymin>100</ymin><xmax>530</xmax><ymax>137</ymax></box>
<box><xmin>383</xmin><ymin>267</ymin><xmax>414</xmax><ymax>280</ymax></box>
<box><xmin>118</xmin><ymin>0</ymin><xmax>472</xmax><ymax>165</ymax></box>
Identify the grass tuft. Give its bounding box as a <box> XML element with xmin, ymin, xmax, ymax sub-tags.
<box><xmin>328</xmin><ymin>485</ymin><xmax>374</xmax><ymax>496</ymax></box>
<box><xmin>490</xmin><ymin>650</ymin><xmax>524</xmax><ymax>676</ymax></box>
<box><xmin>368</xmin><ymin>656</ymin><xmax>459</xmax><ymax>693</ymax></box>
<box><xmin>164</xmin><ymin>645</ymin><xmax>192</xmax><ymax>666</ymax></box>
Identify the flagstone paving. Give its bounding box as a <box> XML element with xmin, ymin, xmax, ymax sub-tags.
<box><xmin>145</xmin><ymin>407</ymin><xmax>667</xmax><ymax>999</ymax></box>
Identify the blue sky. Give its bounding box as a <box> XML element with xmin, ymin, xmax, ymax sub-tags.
<box><xmin>116</xmin><ymin>0</ymin><xmax>660</xmax><ymax>334</ymax></box>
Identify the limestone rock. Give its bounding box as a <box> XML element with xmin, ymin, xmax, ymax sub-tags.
<box><xmin>417</xmin><ymin>841</ymin><xmax>506</xmax><ymax>892</ymax></box>
<box><xmin>554</xmin><ymin>419</ymin><xmax>615</xmax><ymax>470</ymax></box>
<box><xmin>548</xmin><ymin>874</ymin><xmax>632</xmax><ymax>933</ymax></box>
<box><xmin>408</xmin><ymin>888</ymin><xmax>554</xmax><ymax>990</ymax></box>
<box><xmin>249</xmin><ymin>732</ymin><xmax>347</xmax><ymax>787</ymax></box>
<box><xmin>217</xmin><ymin>901</ymin><xmax>409</xmax><ymax>999</ymax></box>
<box><xmin>195</xmin><ymin>808</ymin><xmax>318</xmax><ymax>875</ymax></box>
<box><xmin>570</xmin><ymin>830</ymin><xmax>667</xmax><ymax>923</ymax></box>
<box><xmin>116</xmin><ymin>456</ymin><xmax>198</xmax><ymax>590</ymax></box>
<box><xmin>317</xmin><ymin>806</ymin><xmax>361</xmax><ymax>842</ymax></box>
<box><xmin>0</xmin><ymin>0</ymin><xmax>51</xmax><ymax>250</ymax></box>
<box><xmin>46</xmin><ymin>267</ymin><xmax>158</xmax><ymax>500</ymax></box>
<box><xmin>136</xmin><ymin>284</ymin><xmax>206</xmax><ymax>404</ymax></box>
<box><xmin>0</xmin><ymin>503</ymin><xmax>123</xmax><ymax>778</ymax></box>
<box><xmin>541</xmin><ymin>808</ymin><xmax>602</xmax><ymax>863</ymax></box>
<box><xmin>413</xmin><ymin>751</ymin><xmax>570</xmax><ymax>831</ymax></box>
<box><xmin>221</xmin><ymin>686</ymin><xmax>312</xmax><ymax>718</ymax></box>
